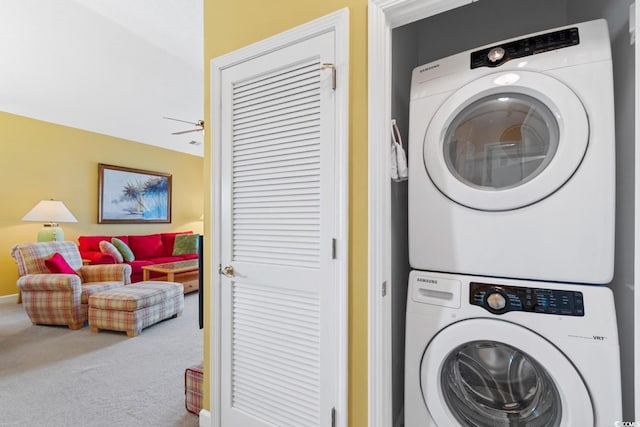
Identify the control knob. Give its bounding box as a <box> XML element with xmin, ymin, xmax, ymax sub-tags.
<box><xmin>487</xmin><ymin>47</ymin><xmax>506</xmax><ymax>63</ymax></box>
<box><xmin>485</xmin><ymin>290</ymin><xmax>508</xmax><ymax>313</ymax></box>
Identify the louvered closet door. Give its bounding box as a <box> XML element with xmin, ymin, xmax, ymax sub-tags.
<box><xmin>219</xmin><ymin>30</ymin><xmax>338</xmax><ymax>427</ymax></box>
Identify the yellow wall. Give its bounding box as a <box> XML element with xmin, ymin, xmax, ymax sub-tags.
<box><xmin>0</xmin><ymin>112</ymin><xmax>204</xmax><ymax>296</ymax></box>
<box><xmin>204</xmin><ymin>1</ymin><xmax>368</xmax><ymax>425</ymax></box>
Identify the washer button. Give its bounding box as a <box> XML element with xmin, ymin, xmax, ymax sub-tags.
<box><xmin>486</xmin><ymin>291</ymin><xmax>507</xmax><ymax>311</ymax></box>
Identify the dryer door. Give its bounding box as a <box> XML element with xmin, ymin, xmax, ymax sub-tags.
<box><xmin>420</xmin><ymin>319</ymin><xmax>593</xmax><ymax>426</ymax></box>
<box><xmin>423</xmin><ymin>71</ymin><xmax>588</xmax><ymax>211</ymax></box>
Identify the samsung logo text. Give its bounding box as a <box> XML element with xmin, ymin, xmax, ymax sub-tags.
<box><xmin>419</xmin><ymin>64</ymin><xmax>440</xmax><ymax>73</ymax></box>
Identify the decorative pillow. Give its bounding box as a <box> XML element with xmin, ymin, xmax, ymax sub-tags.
<box><xmin>162</xmin><ymin>231</ymin><xmax>192</xmax><ymax>256</ymax></box>
<box><xmin>111</xmin><ymin>237</ymin><xmax>135</xmax><ymax>262</ymax></box>
<box><xmin>173</xmin><ymin>234</ymin><xmax>199</xmax><ymax>255</ymax></box>
<box><xmin>128</xmin><ymin>234</ymin><xmax>165</xmax><ymax>259</ymax></box>
<box><xmin>78</xmin><ymin>235</ymin><xmax>114</xmax><ymax>252</ymax></box>
<box><xmin>45</xmin><ymin>252</ymin><xmax>77</xmax><ymax>275</ymax></box>
<box><xmin>99</xmin><ymin>240</ymin><xmax>124</xmax><ymax>263</ymax></box>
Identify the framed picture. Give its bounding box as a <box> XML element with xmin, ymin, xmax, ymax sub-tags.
<box><xmin>98</xmin><ymin>163</ymin><xmax>172</xmax><ymax>224</ymax></box>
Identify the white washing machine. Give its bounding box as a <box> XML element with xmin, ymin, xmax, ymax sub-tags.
<box><xmin>405</xmin><ymin>270</ymin><xmax>621</xmax><ymax>426</ymax></box>
<box><xmin>408</xmin><ymin>19</ymin><xmax>615</xmax><ymax>284</ymax></box>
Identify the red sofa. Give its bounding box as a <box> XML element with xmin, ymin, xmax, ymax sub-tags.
<box><xmin>78</xmin><ymin>232</ymin><xmax>198</xmax><ymax>283</ymax></box>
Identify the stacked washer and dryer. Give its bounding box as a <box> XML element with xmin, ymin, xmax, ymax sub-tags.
<box><xmin>405</xmin><ymin>20</ymin><xmax>622</xmax><ymax>426</ymax></box>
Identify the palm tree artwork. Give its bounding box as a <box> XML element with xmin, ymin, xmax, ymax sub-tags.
<box><xmin>120</xmin><ymin>181</ymin><xmax>146</xmax><ymax>214</ymax></box>
<box><xmin>99</xmin><ymin>164</ymin><xmax>171</xmax><ymax>223</ymax></box>
<box><xmin>117</xmin><ymin>177</ymin><xmax>169</xmax><ymax>219</ymax></box>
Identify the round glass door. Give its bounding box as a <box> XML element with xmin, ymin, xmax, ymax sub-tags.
<box><xmin>420</xmin><ymin>319</ymin><xmax>594</xmax><ymax>426</ymax></box>
<box><xmin>444</xmin><ymin>93</ymin><xmax>559</xmax><ymax>191</ymax></box>
<box><xmin>423</xmin><ymin>71</ymin><xmax>589</xmax><ymax>211</ymax></box>
<box><xmin>440</xmin><ymin>341</ymin><xmax>561</xmax><ymax>426</ymax></box>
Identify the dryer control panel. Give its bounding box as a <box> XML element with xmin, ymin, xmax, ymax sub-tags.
<box><xmin>470</xmin><ymin>282</ymin><xmax>584</xmax><ymax>316</ymax></box>
<box><xmin>470</xmin><ymin>27</ymin><xmax>580</xmax><ymax>69</ymax></box>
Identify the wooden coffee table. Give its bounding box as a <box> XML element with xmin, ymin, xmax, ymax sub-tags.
<box><xmin>141</xmin><ymin>259</ymin><xmax>199</xmax><ymax>294</ymax></box>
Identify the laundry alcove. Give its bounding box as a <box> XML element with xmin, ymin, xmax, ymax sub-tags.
<box><xmin>371</xmin><ymin>0</ymin><xmax>636</xmax><ymax>424</ymax></box>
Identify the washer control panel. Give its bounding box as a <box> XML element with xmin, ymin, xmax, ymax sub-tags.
<box><xmin>470</xmin><ymin>282</ymin><xmax>584</xmax><ymax>316</ymax></box>
<box><xmin>470</xmin><ymin>26</ymin><xmax>580</xmax><ymax>69</ymax></box>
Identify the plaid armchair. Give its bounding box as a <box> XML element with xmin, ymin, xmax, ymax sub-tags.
<box><xmin>10</xmin><ymin>241</ymin><xmax>132</xmax><ymax>330</ymax></box>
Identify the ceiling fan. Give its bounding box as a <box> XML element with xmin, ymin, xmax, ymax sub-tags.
<box><xmin>163</xmin><ymin>117</ymin><xmax>205</xmax><ymax>135</ymax></box>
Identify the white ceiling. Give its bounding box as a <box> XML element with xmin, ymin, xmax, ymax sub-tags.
<box><xmin>0</xmin><ymin>0</ymin><xmax>204</xmax><ymax>156</ymax></box>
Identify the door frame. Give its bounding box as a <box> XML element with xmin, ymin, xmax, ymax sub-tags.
<box><xmin>367</xmin><ymin>1</ymin><xmax>477</xmax><ymax>426</ymax></box>
<box><xmin>210</xmin><ymin>8</ymin><xmax>350</xmax><ymax>427</ymax></box>
<box><xmin>635</xmin><ymin>0</ymin><xmax>640</xmax><ymax>419</ymax></box>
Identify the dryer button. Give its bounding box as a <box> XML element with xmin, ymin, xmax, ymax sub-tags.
<box><xmin>487</xmin><ymin>47</ymin><xmax>506</xmax><ymax>63</ymax></box>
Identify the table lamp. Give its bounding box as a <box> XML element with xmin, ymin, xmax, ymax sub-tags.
<box><xmin>22</xmin><ymin>199</ymin><xmax>78</xmax><ymax>241</ymax></box>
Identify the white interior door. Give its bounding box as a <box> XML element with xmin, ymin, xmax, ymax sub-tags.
<box><xmin>212</xmin><ymin>10</ymin><xmax>349</xmax><ymax>427</ymax></box>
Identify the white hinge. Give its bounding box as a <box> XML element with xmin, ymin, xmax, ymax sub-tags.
<box><xmin>331</xmin><ymin>238</ymin><xmax>337</xmax><ymax>259</ymax></box>
<box><xmin>331</xmin><ymin>407</ymin><xmax>336</xmax><ymax>427</ymax></box>
<box><xmin>321</xmin><ymin>63</ymin><xmax>336</xmax><ymax>90</ymax></box>
<box><xmin>382</xmin><ymin>280</ymin><xmax>387</xmax><ymax>297</ymax></box>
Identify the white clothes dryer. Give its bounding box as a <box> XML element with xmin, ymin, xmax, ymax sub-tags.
<box><xmin>408</xmin><ymin>20</ymin><xmax>615</xmax><ymax>284</ymax></box>
<box><xmin>405</xmin><ymin>270</ymin><xmax>622</xmax><ymax>427</ymax></box>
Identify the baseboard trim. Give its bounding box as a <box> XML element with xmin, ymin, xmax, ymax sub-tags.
<box><xmin>0</xmin><ymin>293</ymin><xmax>18</xmax><ymax>301</ymax></box>
<box><xmin>198</xmin><ymin>409</ymin><xmax>211</xmax><ymax>427</ymax></box>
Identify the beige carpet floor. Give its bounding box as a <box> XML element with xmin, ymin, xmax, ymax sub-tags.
<box><xmin>0</xmin><ymin>291</ymin><xmax>203</xmax><ymax>427</ymax></box>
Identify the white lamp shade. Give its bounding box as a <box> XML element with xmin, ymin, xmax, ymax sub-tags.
<box><xmin>22</xmin><ymin>200</ymin><xmax>78</xmax><ymax>223</ymax></box>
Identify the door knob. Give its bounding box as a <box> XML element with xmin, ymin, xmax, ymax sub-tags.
<box><xmin>220</xmin><ymin>265</ymin><xmax>234</xmax><ymax>277</ymax></box>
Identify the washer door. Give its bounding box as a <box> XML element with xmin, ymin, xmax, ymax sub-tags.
<box><xmin>423</xmin><ymin>71</ymin><xmax>588</xmax><ymax>211</ymax></box>
<box><xmin>420</xmin><ymin>319</ymin><xmax>593</xmax><ymax>426</ymax></box>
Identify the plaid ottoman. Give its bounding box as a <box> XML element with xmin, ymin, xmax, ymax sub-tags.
<box><xmin>185</xmin><ymin>363</ymin><xmax>203</xmax><ymax>414</ymax></box>
<box><xmin>88</xmin><ymin>281</ymin><xmax>184</xmax><ymax>337</ymax></box>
